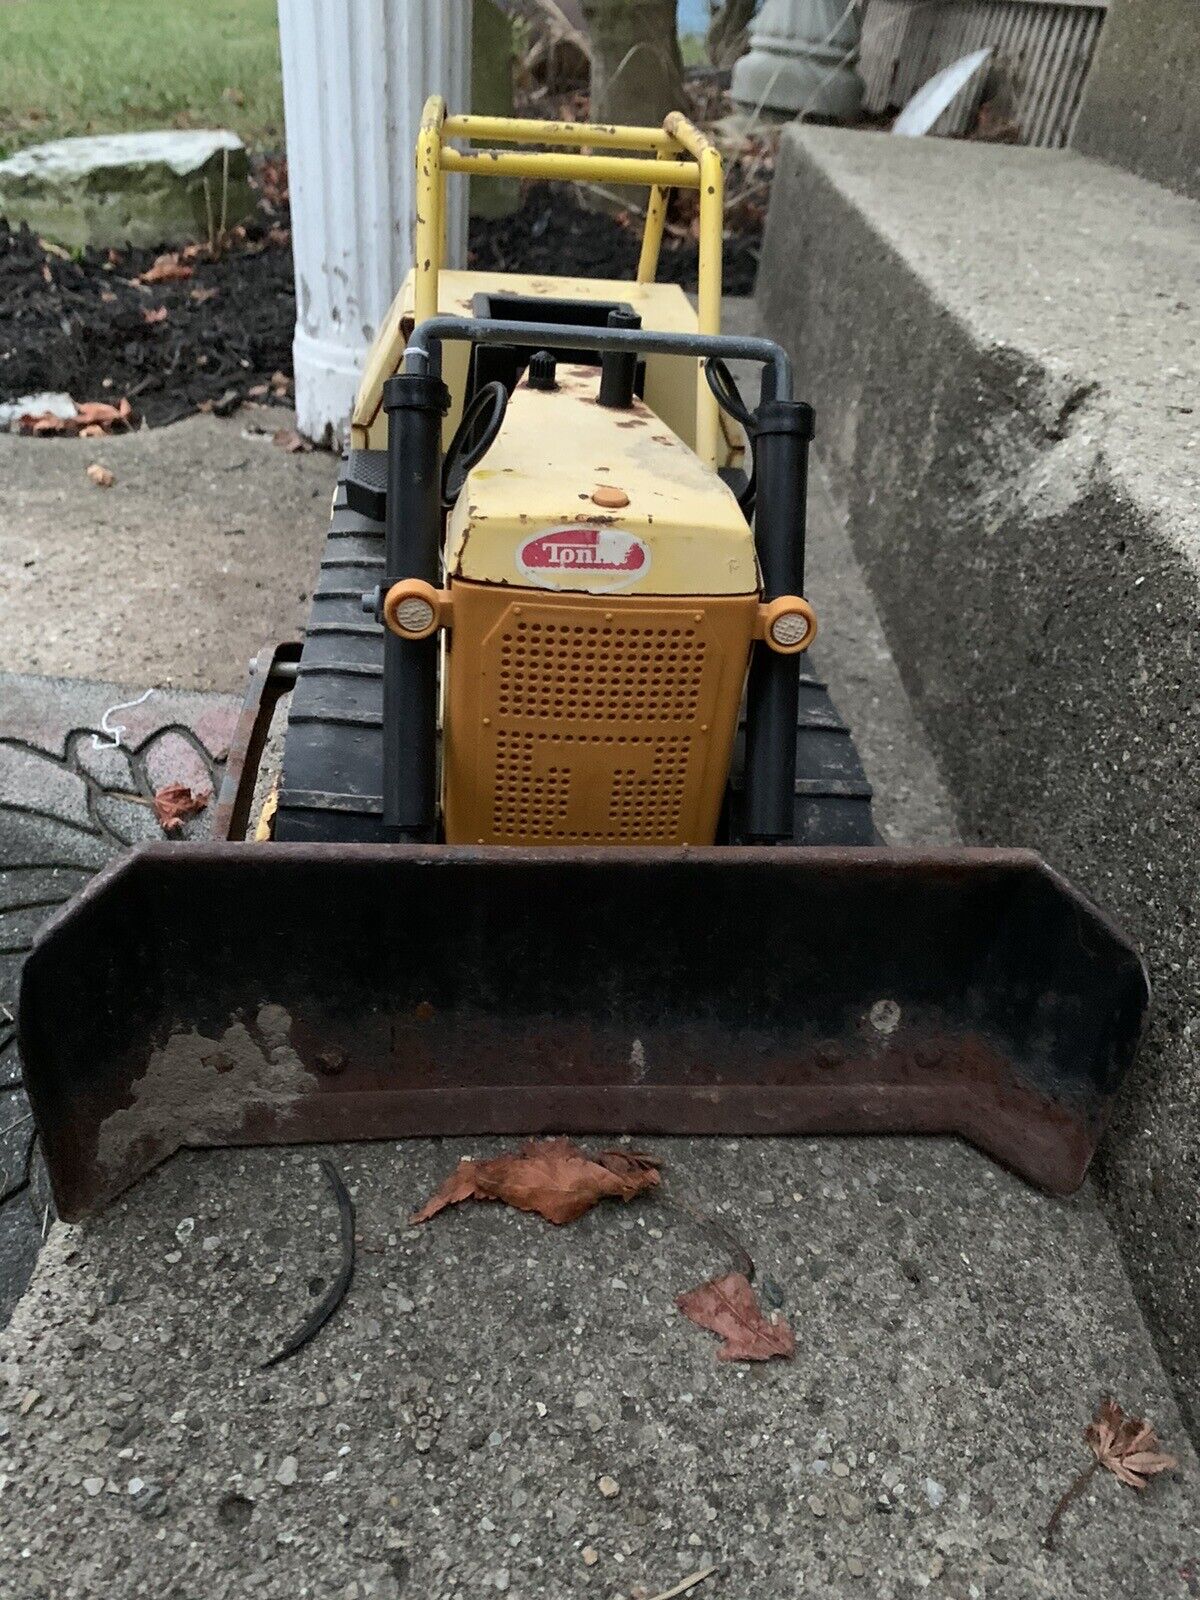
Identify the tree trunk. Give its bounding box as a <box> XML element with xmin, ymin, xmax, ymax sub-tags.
<box><xmin>706</xmin><ymin>0</ymin><xmax>756</xmax><ymax>69</ymax></box>
<box><xmin>580</xmin><ymin>0</ymin><xmax>687</xmax><ymax>127</ymax></box>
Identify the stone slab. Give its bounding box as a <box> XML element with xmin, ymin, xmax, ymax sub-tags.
<box><xmin>0</xmin><ymin>130</ymin><xmax>254</xmax><ymax>251</ymax></box>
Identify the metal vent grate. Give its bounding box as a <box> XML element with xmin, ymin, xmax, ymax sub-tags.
<box><xmin>490</xmin><ymin>617</ymin><xmax>707</xmax><ymax>840</ymax></box>
<box><xmin>444</xmin><ymin>587</ymin><xmax>757</xmax><ymax>848</ymax></box>
<box><xmin>496</xmin><ymin>619</ymin><xmax>707</xmax><ymax>724</ymax></box>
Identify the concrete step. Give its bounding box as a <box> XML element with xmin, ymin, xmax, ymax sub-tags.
<box><xmin>1</xmin><ymin>401</ymin><xmax>1194</xmax><ymax>1596</ymax></box>
<box><xmin>757</xmin><ymin>129</ymin><xmax>1200</xmax><ymax>1441</ymax></box>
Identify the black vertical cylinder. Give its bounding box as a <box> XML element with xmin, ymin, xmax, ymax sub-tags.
<box><xmin>598</xmin><ymin>308</ymin><xmax>641</xmax><ymax>408</ymax></box>
<box><xmin>381</xmin><ymin>372</ymin><xmax>449</xmax><ymax>841</ymax></box>
<box><xmin>743</xmin><ymin>398</ymin><xmax>815</xmax><ymax>844</ymax></box>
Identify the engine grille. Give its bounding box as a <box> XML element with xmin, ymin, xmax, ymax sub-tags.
<box><xmin>444</xmin><ymin>583</ymin><xmax>757</xmax><ymax>846</ymax></box>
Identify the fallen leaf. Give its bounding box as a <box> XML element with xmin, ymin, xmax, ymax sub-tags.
<box><xmin>190</xmin><ymin>284</ymin><xmax>219</xmax><ymax>304</ymax></box>
<box><xmin>137</xmin><ymin>251</ymin><xmax>193</xmax><ymax>284</ymax></box>
<box><xmin>17</xmin><ymin>411</ymin><xmax>71</xmax><ymax>436</ymax></box>
<box><xmin>1086</xmin><ymin>1397</ymin><xmax>1177</xmax><ymax>1489</ymax></box>
<box><xmin>152</xmin><ymin>783</ymin><xmax>210</xmax><ymax>834</ymax></box>
<box><xmin>411</xmin><ymin>1137</ymin><xmax>661</xmax><ymax>1226</ymax></box>
<box><xmin>676</xmin><ymin>1271</ymin><xmax>795</xmax><ymax>1362</ymax></box>
<box><xmin>142</xmin><ymin>305</ymin><xmax>169</xmax><ymax>325</ymax></box>
<box><xmin>86</xmin><ymin>463</ymin><xmax>115</xmax><ymax>488</ymax></box>
<box><xmin>246</xmin><ymin>383</ymin><xmax>269</xmax><ymax>400</ymax></box>
<box><xmin>23</xmin><ymin>397</ymin><xmax>133</xmax><ymax>438</ymax></box>
<box><xmin>1046</xmin><ymin>1397</ymin><xmax>1178</xmax><ymax>1548</ymax></box>
<box><xmin>269</xmin><ymin>368</ymin><xmax>292</xmax><ymax>394</ymax></box>
<box><xmin>272</xmin><ymin>427</ymin><xmax>311</xmax><ymax>453</ymax></box>
<box><xmin>77</xmin><ymin>397</ymin><xmax>132</xmax><ymax>430</ymax></box>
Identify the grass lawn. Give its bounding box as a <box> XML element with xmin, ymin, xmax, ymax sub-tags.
<box><xmin>0</xmin><ymin>0</ymin><xmax>284</xmax><ymax>156</ymax></box>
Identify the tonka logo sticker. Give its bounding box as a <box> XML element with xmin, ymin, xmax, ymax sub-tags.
<box><xmin>517</xmin><ymin>526</ymin><xmax>650</xmax><ymax>590</ymax></box>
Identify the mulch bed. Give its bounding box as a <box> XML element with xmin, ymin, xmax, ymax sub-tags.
<box><xmin>466</xmin><ymin>180</ymin><xmax>759</xmax><ymax>295</ymax></box>
<box><xmin>0</xmin><ymin>158</ymin><xmax>296</xmax><ymax>427</ymax></box>
<box><xmin>1</xmin><ymin>143</ymin><xmax>764</xmax><ymax>431</ymax></box>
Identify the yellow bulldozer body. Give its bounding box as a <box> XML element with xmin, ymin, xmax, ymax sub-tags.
<box><xmin>345</xmin><ymin>99</ymin><xmax>763</xmax><ymax>847</ymax></box>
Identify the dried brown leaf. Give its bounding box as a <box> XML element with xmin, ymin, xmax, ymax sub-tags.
<box><xmin>86</xmin><ymin>463</ymin><xmax>115</xmax><ymax>489</ymax></box>
<box><xmin>1085</xmin><ymin>1398</ymin><xmax>1177</xmax><ymax>1489</ymax></box>
<box><xmin>77</xmin><ymin>397</ymin><xmax>132</xmax><ymax>430</ymax></box>
<box><xmin>142</xmin><ymin>305</ymin><xmax>169</xmax><ymax>325</ymax></box>
<box><xmin>272</xmin><ymin>427</ymin><xmax>311</xmax><ymax>454</ymax></box>
<box><xmin>26</xmin><ymin>397</ymin><xmax>133</xmax><ymax>438</ymax></box>
<box><xmin>137</xmin><ymin>251</ymin><xmax>193</xmax><ymax>285</ymax></box>
<box><xmin>411</xmin><ymin>1137</ymin><xmax>661</xmax><ymax>1226</ymax></box>
<box><xmin>1046</xmin><ymin>1396</ymin><xmax>1179</xmax><ymax>1549</ymax></box>
<box><xmin>152</xmin><ymin>783</ymin><xmax>210</xmax><ymax>834</ymax></box>
<box><xmin>17</xmin><ymin>412</ymin><xmax>68</xmax><ymax>436</ymax></box>
<box><xmin>676</xmin><ymin>1271</ymin><xmax>794</xmax><ymax>1363</ymax></box>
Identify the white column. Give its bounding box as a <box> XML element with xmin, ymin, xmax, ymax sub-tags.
<box><xmin>731</xmin><ymin>0</ymin><xmax>863</xmax><ymax>121</ymax></box>
<box><xmin>278</xmin><ymin>0</ymin><xmax>471</xmax><ymax>442</ymax></box>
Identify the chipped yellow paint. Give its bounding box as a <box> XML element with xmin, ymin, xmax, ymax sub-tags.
<box><xmin>444</xmin><ymin>376</ymin><xmax>757</xmax><ymax>598</ymax></box>
<box><xmin>382</xmin><ymin>102</ymin><xmax>723</xmax><ymax>462</ymax></box>
<box><xmin>413</xmin><ymin>94</ymin><xmax>445</xmax><ymax>327</ymax></box>
<box><xmin>442</xmin><ymin>114</ymin><xmax>679</xmax><ymax>151</ymax></box>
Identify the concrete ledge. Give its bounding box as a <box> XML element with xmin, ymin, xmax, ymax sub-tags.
<box><xmin>759</xmin><ymin>126</ymin><xmax>1200</xmax><ymax>1431</ymax></box>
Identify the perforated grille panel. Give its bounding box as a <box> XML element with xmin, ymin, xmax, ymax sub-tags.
<box><xmin>496</xmin><ymin>619</ymin><xmax>707</xmax><ymax>724</ymax></box>
<box><xmin>445</xmin><ymin>584</ymin><xmax>758</xmax><ymax>847</ymax></box>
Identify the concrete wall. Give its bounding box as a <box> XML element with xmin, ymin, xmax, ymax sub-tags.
<box><xmin>1073</xmin><ymin>0</ymin><xmax>1200</xmax><ymax>201</ymax></box>
<box><xmin>758</xmin><ymin>126</ymin><xmax>1200</xmax><ymax>1433</ymax></box>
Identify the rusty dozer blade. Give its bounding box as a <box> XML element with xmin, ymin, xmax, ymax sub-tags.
<box><xmin>19</xmin><ymin>843</ymin><xmax>1147</xmax><ymax>1218</ymax></box>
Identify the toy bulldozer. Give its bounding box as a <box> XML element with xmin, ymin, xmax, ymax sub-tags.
<box><xmin>19</xmin><ymin>102</ymin><xmax>1148</xmax><ymax>1219</ymax></box>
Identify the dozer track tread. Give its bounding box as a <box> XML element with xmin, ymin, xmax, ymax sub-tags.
<box><xmin>792</xmin><ymin>659</ymin><xmax>877</xmax><ymax>845</ymax></box>
<box><xmin>275</xmin><ymin>451</ymin><xmax>390</xmax><ymax>843</ymax></box>
<box><xmin>277</xmin><ymin>454</ymin><xmax>877</xmax><ymax>846</ymax></box>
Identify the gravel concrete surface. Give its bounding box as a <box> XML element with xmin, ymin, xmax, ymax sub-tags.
<box><xmin>0</xmin><ymin>410</ymin><xmax>331</xmax><ymax>693</ymax></box>
<box><xmin>1</xmin><ymin>1138</ymin><xmax>1195</xmax><ymax>1600</ymax></box>
<box><xmin>0</xmin><ymin>308</ymin><xmax>1191</xmax><ymax>1596</ymax></box>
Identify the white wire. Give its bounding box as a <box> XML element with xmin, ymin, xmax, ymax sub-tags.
<box><xmin>92</xmin><ymin>687</ymin><xmax>156</xmax><ymax>751</ymax></box>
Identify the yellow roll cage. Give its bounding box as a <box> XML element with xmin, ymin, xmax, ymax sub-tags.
<box><xmin>415</xmin><ymin>96</ymin><xmax>724</xmax><ymax>465</ymax></box>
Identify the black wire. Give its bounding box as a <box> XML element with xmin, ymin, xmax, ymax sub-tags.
<box><xmin>261</xmin><ymin>1159</ymin><xmax>356</xmax><ymax>1369</ymax></box>
<box><xmin>441</xmin><ymin>381</ymin><xmax>508</xmax><ymax>508</ymax></box>
<box><xmin>704</xmin><ymin>356</ymin><xmax>755</xmax><ymax>433</ymax></box>
<box><xmin>704</xmin><ymin>357</ymin><xmax>757</xmax><ymax>515</ymax></box>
